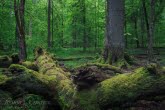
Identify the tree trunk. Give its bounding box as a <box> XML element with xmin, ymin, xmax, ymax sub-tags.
<box><xmin>142</xmin><ymin>0</ymin><xmax>154</xmax><ymax>61</ymax></box>
<box><xmin>140</xmin><ymin>7</ymin><xmax>145</xmax><ymax>48</ymax></box>
<box><xmin>14</xmin><ymin>0</ymin><xmax>27</xmax><ymax>61</ymax></box>
<box><xmin>103</xmin><ymin>0</ymin><xmax>125</xmax><ymax>64</ymax></box>
<box><xmin>51</xmin><ymin>0</ymin><xmax>54</xmax><ymax>47</ymax></box>
<box><xmin>48</xmin><ymin>0</ymin><xmax>51</xmax><ymax>48</ymax></box>
<box><xmin>82</xmin><ymin>0</ymin><xmax>87</xmax><ymax>51</ymax></box>
<box><xmin>134</xmin><ymin>17</ymin><xmax>139</xmax><ymax>48</ymax></box>
<box><xmin>148</xmin><ymin>0</ymin><xmax>155</xmax><ymax>61</ymax></box>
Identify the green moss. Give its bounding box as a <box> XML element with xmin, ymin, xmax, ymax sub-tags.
<box><xmin>97</xmin><ymin>67</ymin><xmax>165</xmax><ymax>107</ymax></box>
<box><xmin>22</xmin><ymin>61</ymin><xmax>38</xmax><ymax>71</ymax></box>
<box><xmin>9</xmin><ymin>64</ymin><xmax>27</xmax><ymax>72</ymax></box>
<box><xmin>0</xmin><ymin>73</ymin><xmax>10</xmax><ymax>85</ymax></box>
<box><xmin>115</xmin><ymin>58</ymin><xmax>130</xmax><ymax>68</ymax></box>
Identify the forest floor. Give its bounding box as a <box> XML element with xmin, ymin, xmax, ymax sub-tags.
<box><xmin>49</xmin><ymin>48</ymin><xmax>165</xmax><ymax>69</ymax></box>
<box><xmin>0</xmin><ymin>47</ymin><xmax>165</xmax><ymax>110</ymax></box>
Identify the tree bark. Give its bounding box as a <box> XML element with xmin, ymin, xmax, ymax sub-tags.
<box><xmin>51</xmin><ymin>0</ymin><xmax>54</xmax><ymax>47</ymax></box>
<box><xmin>148</xmin><ymin>0</ymin><xmax>155</xmax><ymax>61</ymax></box>
<box><xmin>14</xmin><ymin>0</ymin><xmax>27</xmax><ymax>61</ymax></box>
<box><xmin>142</xmin><ymin>0</ymin><xmax>154</xmax><ymax>61</ymax></box>
<box><xmin>48</xmin><ymin>0</ymin><xmax>51</xmax><ymax>48</ymax></box>
<box><xmin>103</xmin><ymin>0</ymin><xmax>125</xmax><ymax>64</ymax></box>
<box><xmin>82</xmin><ymin>0</ymin><xmax>87</xmax><ymax>51</ymax></box>
<box><xmin>140</xmin><ymin>7</ymin><xmax>145</xmax><ymax>48</ymax></box>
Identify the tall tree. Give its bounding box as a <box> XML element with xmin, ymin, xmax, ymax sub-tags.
<box><xmin>82</xmin><ymin>0</ymin><xmax>87</xmax><ymax>51</ymax></box>
<box><xmin>103</xmin><ymin>0</ymin><xmax>125</xmax><ymax>64</ymax></box>
<box><xmin>51</xmin><ymin>0</ymin><xmax>54</xmax><ymax>47</ymax></box>
<box><xmin>14</xmin><ymin>0</ymin><xmax>27</xmax><ymax>61</ymax></box>
<box><xmin>48</xmin><ymin>0</ymin><xmax>51</xmax><ymax>48</ymax></box>
<box><xmin>148</xmin><ymin>0</ymin><xmax>155</xmax><ymax>61</ymax></box>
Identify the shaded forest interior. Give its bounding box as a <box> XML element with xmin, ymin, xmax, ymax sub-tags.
<box><xmin>0</xmin><ymin>0</ymin><xmax>165</xmax><ymax>110</ymax></box>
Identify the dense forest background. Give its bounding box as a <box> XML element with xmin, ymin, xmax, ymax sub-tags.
<box><xmin>0</xmin><ymin>0</ymin><xmax>165</xmax><ymax>63</ymax></box>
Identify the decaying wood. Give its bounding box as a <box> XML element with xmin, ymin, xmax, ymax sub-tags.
<box><xmin>35</xmin><ymin>48</ymin><xmax>80</xmax><ymax>110</ymax></box>
<box><xmin>1</xmin><ymin>48</ymin><xmax>165</xmax><ymax>110</ymax></box>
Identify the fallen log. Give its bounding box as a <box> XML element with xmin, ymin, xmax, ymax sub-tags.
<box><xmin>1</xmin><ymin>48</ymin><xmax>165</xmax><ymax>109</ymax></box>
<box><xmin>34</xmin><ymin>48</ymin><xmax>165</xmax><ymax>109</ymax></box>
<box><xmin>35</xmin><ymin>48</ymin><xmax>80</xmax><ymax>110</ymax></box>
<box><xmin>0</xmin><ymin>64</ymin><xmax>61</xmax><ymax>110</ymax></box>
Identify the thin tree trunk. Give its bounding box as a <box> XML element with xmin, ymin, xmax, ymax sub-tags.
<box><xmin>82</xmin><ymin>0</ymin><xmax>87</xmax><ymax>51</ymax></box>
<box><xmin>142</xmin><ymin>0</ymin><xmax>154</xmax><ymax>61</ymax></box>
<box><xmin>134</xmin><ymin>17</ymin><xmax>139</xmax><ymax>48</ymax></box>
<box><xmin>140</xmin><ymin>7</ymin><xmax>145</xmax><ymax>48</ymax></box>
<box><xmin>48</xmin><ymin>0</ymin><xmax>51</xmax><ymax>48</ymax></box>
<box><xmin>94</xmin><ymin>0</ymin><xmax>97</xmax><ymax>49</ymax></box>
<box><xmin>51</xmin><ymin>0</ymin><xmax>54</xmax><ymax>47</ymax></box>
<box><xmin>148</xmin><ymin>0</ymin><xmax>155</xmax><ymax>61</ymax></box>
<box><xmin>14</xmin><ymin>0</ymin><xmax>27</xmax><ymax>61</ymax></box>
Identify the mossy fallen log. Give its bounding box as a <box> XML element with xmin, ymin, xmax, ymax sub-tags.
<box><xmin>2</xmin><ymin>48</ymin><xmax>163</xmax><ymax>109</ymax></box>
<box><xmin>34</xmin><ymin>48</ymin><xmax>165</xmax><ymax>109</ymax></box>
<box><xmin>21</xmin><ymin>61</ymin><xmax>38</xmax><ymax>71</ymax></box>
<box><xmin>35</xmin><ymin>48</ymin><xmax>79</xmax><ymax>110</ymax></box>
<box><xmin>0</xmin><ymin>64</ymin><xmax>61</xmax><ymax>110</ymax></box>
<box><xmin>97</xmin><ymin>67</ymin><xmax>165</xmax><ymax>109</ymax></box>
<box><xmin>0</xmin><ymin>73</ymin><xmax>10</xmax><ymax>85</ymax></box>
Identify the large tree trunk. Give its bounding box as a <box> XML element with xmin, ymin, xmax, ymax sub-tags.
<box><xmin>103</xmin><ymin>0</ymin><xmax>125</xmax><ymax>64</ymax></box>
<box><xmin>14</xmin><ymin>0</ymin><xmax>27</xmax><ymax>61</ymax></box>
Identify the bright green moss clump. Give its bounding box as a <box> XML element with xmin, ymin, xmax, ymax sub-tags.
<box><xmin>0</xmin><ymin>73</ymin><xmax>10</xmax><ymax>85</ymax></box>
<box><xmin>22</xmin><ymin>61</ymin><xmax>38</xmax><ymax>71</ymax></box>
<box><xmin>97</xmin><ymin>67</ymin><xmax>165</xmax><ymax>108</ymax></box>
